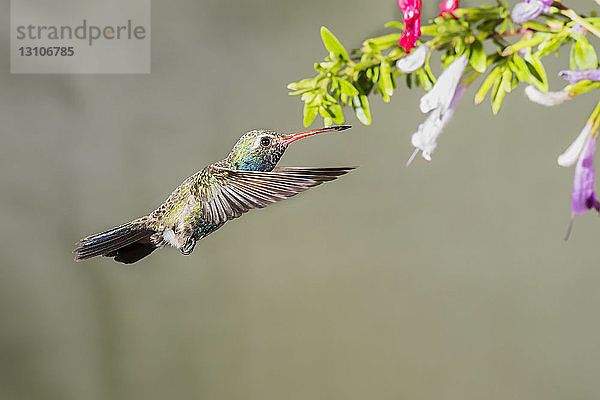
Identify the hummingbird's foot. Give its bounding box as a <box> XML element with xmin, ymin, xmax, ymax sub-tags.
<box><xmin>180</xmin><ymin>237</ymin><xmax>196</xmax><ymax>256</ymax></box>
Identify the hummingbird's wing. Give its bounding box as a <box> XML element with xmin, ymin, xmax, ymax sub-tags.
<box><xmin>199</xmin><ymin>166</ymin><xmax>354</xmax><ymax>225</ymax></box>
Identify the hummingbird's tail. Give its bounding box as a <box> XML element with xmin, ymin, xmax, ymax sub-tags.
<box><xmin>74</xmin><ymin>221</ymin><xmax>157</xmax><ymax>264</ymax></box>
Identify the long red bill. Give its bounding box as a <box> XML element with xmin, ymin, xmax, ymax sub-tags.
<box><xmin>281</xmin><ymin>125</ymin><xmax>351</xmax><ymax>145</ymax></box>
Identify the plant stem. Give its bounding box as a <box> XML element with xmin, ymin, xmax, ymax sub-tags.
<box><xmin>560</xmin><ymin>8</ymin><xmax>600</xmax><ymax>39</ymax></box>
<box><xmin>487</xmin><ymin>28</ymin><xmax>533</xmax><ymax>39</ymax></box>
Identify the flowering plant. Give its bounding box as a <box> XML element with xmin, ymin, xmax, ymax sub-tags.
<box><xmin>287</xmin><ymin>0</ymin><xmax>600</xmax><ymax>236</ymax></box>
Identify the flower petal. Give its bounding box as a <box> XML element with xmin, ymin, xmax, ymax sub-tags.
<box><xmin>558</xmin><ymin>122</ymin><xmax>593</xmax><ymax>167</ymax></box>
<box><xmin>559</xmin><ymin>69</ymin><xmax>600</xmax><ymax>85</ymax></box>
<box><xmin>396</xmin><ymin>44</ymin><xmax>428</xmax><ymax>73</ymax></box>
<box><xmin>420</xmin><ymin>54</ymin><xmax>468</xmax><ymax>113</ymax></box>
<box><xmin>439</xmin><ymin>0</ymin><xmax>459</xmax><ymax>17</ymax></box>
<box><xmin>511</xmin><ymin>0</ymin><xmax>549</xmax><ymax>24</ymax></box>
<box><xmin>411</xmin><ymin>108</ymin><xmax>444</xmax><ymax>161</ymax></box>
<box><xmin>410</xmin><ymin>84</ymin><xmax>466</xmax><ymax>162</ymax></box>
<box><xmin>397</xmin><ymin>0</ymin><xmax>422</xmax><ymax>53</ymax></box>
<box><xmin>571</xmin><ymin>23</ymin><xmax>587</xmax><ymax>36</ymax></box>
<box><xmin>524</xmin><ymin>85</ymin><xmax>571</xmax><ymax>106</ymax></box>
<box><xmin>572</xmin><ymin>135</ymin><xmax>599</xmax><ymax>214</ymax></box>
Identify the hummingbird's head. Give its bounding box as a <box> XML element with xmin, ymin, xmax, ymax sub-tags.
<box><xmin>226</xmin><ymin>125</ymin><xmax>351</xmax><ymax>171</ymax></box>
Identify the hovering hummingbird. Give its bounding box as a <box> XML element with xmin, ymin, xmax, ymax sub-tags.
<box><xmin>74</xmin><ymin>125</ymin><xmax>354</xmax><ymax>264</ymax></box>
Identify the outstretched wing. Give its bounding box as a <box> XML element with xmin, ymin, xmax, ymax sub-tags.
<box><xmin>197</xmin><ymin>166</ymin><xmax>354</xmax><ymax>226</ymax></box>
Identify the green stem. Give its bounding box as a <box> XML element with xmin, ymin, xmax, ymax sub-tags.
<box><xmin>560</xmin><ymin>9</ymin><xmax>600</xmax><ymax>39</ymax></box>
<box><xmin>588</xmin><ymin>99</ymin><xmax>600</xmax><ymax>136</ymax></box>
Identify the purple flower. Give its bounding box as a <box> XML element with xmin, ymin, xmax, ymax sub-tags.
<box><xmin>511</xmin><ymin>0</ymin><xmax>553</xmax><ymax>24</ymax></box>
<box><xmin>559</xmin><ymin>69</ymin><xmax>600</xmax><ymax>85</ymax></box>
<box><xmin>571</xmin><ymin>24</ymin><xmax>587</xmax><ymax>36</ymax></box>
<box><xmin>564</xmin><ymin>130</ymin><xmax>600</xmax><ymax>239</ymax></box>
<box><xmin>407</xmin><ymin>54</ymin><xmax>468</xmax><ymax>164</ymax></box>
<box><xmin>571</xmin><ymin>135</ymin><xmax>600</xmax><ymax>215</ymax></box>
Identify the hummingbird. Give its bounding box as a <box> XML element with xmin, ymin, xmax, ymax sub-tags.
<box><xmin>74</xmin><ymin>125</ymin><xmax>354</xmax><ymax>264</ymax></box>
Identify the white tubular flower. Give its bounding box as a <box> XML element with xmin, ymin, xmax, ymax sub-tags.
<box><xmin>407</xmin><ymin>54</ymin><xmax>468</xmax><ymax>164</ymax></box>
<box><xmin>420</xmin><ymin>54</ymin><xmax>469</xmax><ymax>114</ymax></box>
<box><xmin>410</xmin><ymin>107</ymin><xmax>447</xmax><ymax>161</ymax></box>
<box><xmin>558</xmin><ymin>122</ymin><xmax>594</xmax><ymax>167</ymax></box>
<box><xmin>524</xmin><ymin>85</ymin><xmax>572</xmax><ymax>106</ymax></box>
<box><xmin>410</xmin><ymin>85</ymin><xmax>465</xmax><ymax>162</ymax></box>
<box><xmin>396</xmin><ymin>44</ymin><xmax>429</xmax><ymax>73</ymax></box>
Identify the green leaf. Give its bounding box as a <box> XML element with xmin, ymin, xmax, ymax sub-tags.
<box><xmin>329</xmin><ymin>104</ymin><xmax>345</xmax><ymax>124</ymax></box>
<box><xmin>523</xmin><ymin>21</ymin><xmax>555</xmax><ymax>32</ymax></box>
<box><xmin>321</xmin><ymin>26</ymin><xmax>349</xmax><ymax>61</ymax></box>
<box><xmin>318</xmin><ymin>104</ymin><xmax>344</xmax><ymax>125</ymax></box>
<box><xmin>324</xmin><ymin>92</ymin><xmax>337</xmax><ymax>103</ymax></box>
<box><xmin>301</xmin><ymin>91</ymin><xmax>316</xmax><ymax>104</ymax></box>
<box><xmin>336</xmin><ymin>78</ymin><xmax>359</xmax><ymax>96</ymax></box>
<box><xmin>567</xmin><ymin>81</ymin><xmax>600</xmax><ymax>96</ymax></box>
<box><xmin>340</xmin><ymin>93</ymin><xmax>348</xmax><ymax>106</ymax></box>
<box><xmin>319</xmin><ymin>106</ymin><xmax>332</xmax><ymax>120</ymax></box>
<box><xmin>474</xmin><ymin>66</ymin><xmax>501</xmax><ymax>105</ymax></box>
<box><xmin>511</xmin><ymin>73</ymin><xmax>519</xmax><ymax>90</ymax></box>
<box><xmin>535</xmin><ymin>32</ymin><xmax>568</xmax><ymax>58</ymax></box>
<box><xmin>288</xmin><ymin>88</ymin><xmax>314</xmax><ymax>96</ymax></box>
<box><xmin>469</xmin><ymin>39</ymin><xmax>487</xmax><ymax>73</ymax></box>
<box><xmin>384</xmin><ymin>21</ymin><xmax>404</xmax><ymax>30</ymax></box>
<box><xmin>414</xmin><ymin>72</ymin><xmax>421</xmax><ymax>87</ymax></box>
<box><xmin>388</xmin><ymin>47</ymin><xmax>403</xmax><ymax>58</ymax></box>
<box><xmin>491</xmin><ymin>68</ymin><xmax>512</xmax><ymax>114</ymax></box>
<box><xmin>416</xmin><ymin>68</ymin><xmax>433</xmax><ymax>91</ymax></box>
<box><xmin>476</xmin><ymin>18</ymin><xmax>503</xmax><ymax>34</ymax></box>
<box><xmin>379</xmin><ymin>61</ymin><xmax>394</xmax><ymax>100</ymax></box>
<box><xmin>363</xmin><ymin>34</ymin><xmax>403</xmax><ymax>49</ymax></box>
<box><xmin>303</xmin><ymin>103</ymin><xmax>318</xmax><ymax>127</ymax></box>
<box><xmin>423</xmin><ymin>51</ymin><xmax>437</xmax><ymax>85</ymax></box>
<box><xmin>570</xmin><ymin>35</ymin><xmax>598</xmax><ymax>70</ymax></box>
<box><xmin>490</xmin><ymin>68</ymin><xmax>504</xmax><ymax>114</ymax></box>
<box><xmin>498</xmin><ymin>17</ymin><xmax>509</xmax><ymax>34</ymax></box>
<box><xmin>512</xmin><ymin>54</ymin><xmax>538</xmax><ymax>88</ymax></box>
<box><xmin>501</xmin><ymin>67</ymin><xmax>513</xmax><ymax>94</ymax></box>
<box><xmin>355</xmin><ymin>70</ymin><xmax>375</xmax><ymax>95</ymax></box>
<box><xmin>454</xmin><ymin>39</ymin><xmax>465</xmax><ymax>56</ymax></box>
<box><xmin>319</xmin><ymin>61</ymin><xmax>336</xmax><ymax>70</ymax></box>
<box><xmin>502</xmin><ymin>35</ymin><xmax>545</xmax><ymax>56</ymax></box>
<box><xmin>287</xmin><ymin>78</ymin><xmax>315</xmax><ymax>90</ymax></box>
<box><xmin>352</xmin><ymin>95</ymin><xmax>372</xmax><ymax>125</ymax></box>
<box><xmin>420</xmin><ymin>25</ymin><xmax>439</xmax><ymax>36</ymax></box>
<box><xmin>508</xmin><ymin>57</ymin><xmax>527</xmax><ymax>83</ymax></box>
<box><xmin>372</xmin><ymin>66</ymin><xmax>380</xmax><ymax>83</ymax></box>
<box><xmin>524</xmin><ymin>52</ymin><xmax>548</xmax><ymax>91</ymax></box>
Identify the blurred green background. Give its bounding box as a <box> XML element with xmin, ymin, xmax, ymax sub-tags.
<box><xmin>2</xmin><ymin>1</ymin><xmax>600</xmax><ymax>399</ymax></box>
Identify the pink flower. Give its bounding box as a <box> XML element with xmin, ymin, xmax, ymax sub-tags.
<box><xmin>439</xmin><ymin>0</ymin><xmax>459</xmax><ymax>18</ymax></box>
<box><xmin>398</xmin><ymin>0</ymin><xmax>422</xmax><ymax>53</ymax></box>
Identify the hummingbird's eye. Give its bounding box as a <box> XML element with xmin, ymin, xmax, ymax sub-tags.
<box><xmin>260</xmin><ymin>137</ymin><xmax>271</xmax><ymax>147</ymax></box>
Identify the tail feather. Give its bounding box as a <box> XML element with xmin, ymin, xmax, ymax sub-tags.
<box><xmin>74</xmin><ymin>222</ymin><xmax>156</xmax><ymax>263</ymax></box>
<box><xmin>106</xmin><ymin>242</ymin><xmax>158</xmax><ymax>264</ymax></box>
<box><xmin>76</xmin><ymin>225</ymin><xmax>138</xmax><ymax>253</ymax></box>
